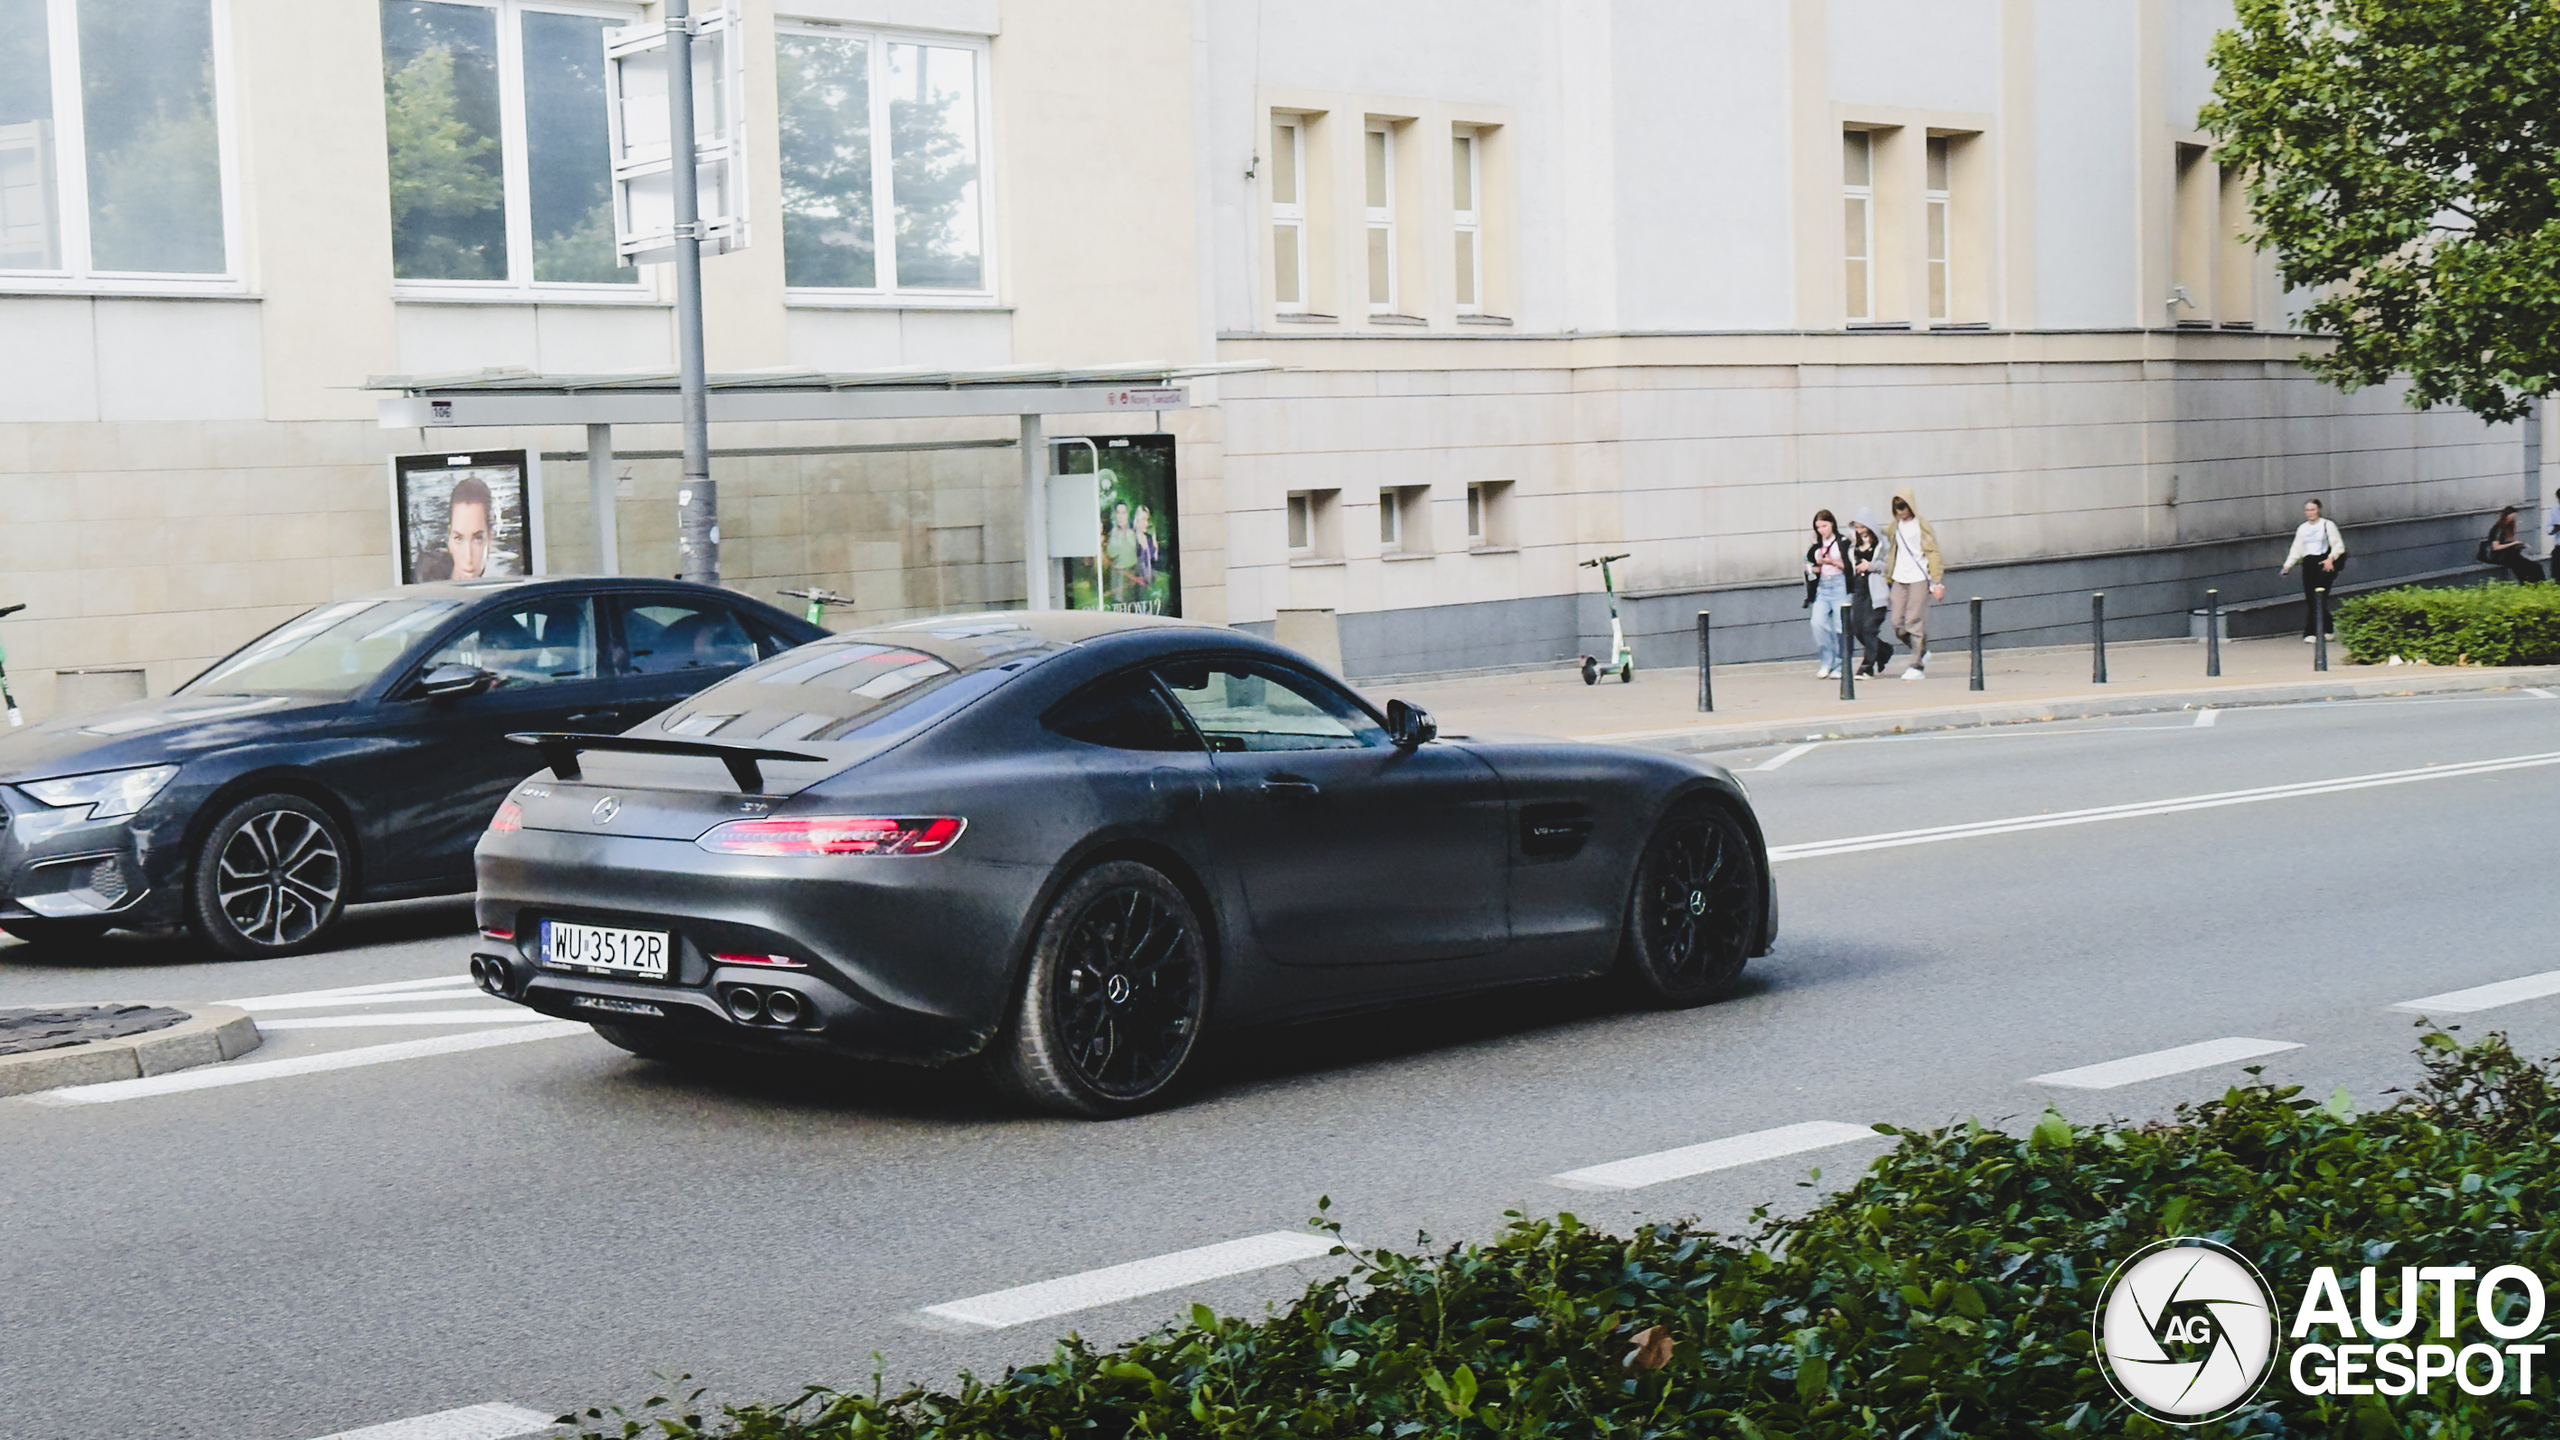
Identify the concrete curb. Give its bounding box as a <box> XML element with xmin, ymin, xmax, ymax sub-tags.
<box><xmin>0</xmin><ymin>1006</ymin><xmax>262</xmax><ymax>1098</ymax></box>
<box><xmin>1584</xmin><ymin>666</ymin><xmax>2560</xmax><ymax>755</ymax></box>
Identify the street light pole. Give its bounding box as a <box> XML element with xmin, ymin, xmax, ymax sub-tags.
<box><xmin>666</xmin><ymin>0</ymin><xmax>716</xmax><ymax>584</ymax></box>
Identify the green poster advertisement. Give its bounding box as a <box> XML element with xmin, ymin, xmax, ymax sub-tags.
<box><xmin>1057</xmin><ymin>434</ymin><xmax>1180</xmax><ymax>617</ymax></box>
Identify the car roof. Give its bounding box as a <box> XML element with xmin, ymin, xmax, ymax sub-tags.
<box><xmin>342</xmin><ymin>576</ymin><xmax>788</xmax><ymax>607</ymax></box>
<box><xmin>854</xmin><ymin>610</ymin><xmax>1222</xmax><ymax>646</ymax></box>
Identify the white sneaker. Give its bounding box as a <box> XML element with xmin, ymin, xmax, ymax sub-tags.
<box><xmin>1901</xmin><ymin>665</ymin><xmax>1925</xmax><ymax>680</ymax></box>
<box><xmin>1817</xmin><ymin>665</ymin><xmax>1837</xmax><ymax>678</ymax></box>
<box><xmin>2304</xmin><ymin>634</ymin><xmax>2318</xmax><ymax>643</ymax></box>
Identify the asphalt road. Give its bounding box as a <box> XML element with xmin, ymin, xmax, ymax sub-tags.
<box><xmin>3</xmin><ymin>690</ymin><xmax>2556</xmax><ymax>1440</ymax></box>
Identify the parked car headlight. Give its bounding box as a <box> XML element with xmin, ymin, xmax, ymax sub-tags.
<box><xmin>20</xmin><ymin>765</ymin><xmax>180</xmax><ymax>820</ymax></box>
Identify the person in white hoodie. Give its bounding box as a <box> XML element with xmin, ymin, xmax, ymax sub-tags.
<box><xmin>2278</xmin><ymin>498</ymin><xmax>2348</xmax><ymax>640</ymax></box>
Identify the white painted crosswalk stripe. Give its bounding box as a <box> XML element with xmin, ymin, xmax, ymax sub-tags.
<box><xmin>2193</xmin><ymin>707</ymin><xmax>2218</xmax><ymax>727</ymax></box>
<box><xmin>224</xmin><ymin>976</ymin><xmax>480</xmax><ymax>1009</ymax></box>
<box><xmin>920</xmin><ymin>1231</ymin><xmax>1339</xmax><ymax>1331</ymax></box>
<box><xmin>256</xmin><ymin>1009</ymin><xmax>556</xmax><ymax>1030</ymax></box>
<box><xmin>2391</xmin><ymin>970</ymin><xmax>2560</xmax><ymax>1015</ymax></box>
<box><xmin>25</xmin><ymin>1022</ymin><xmax>590</xmax><ymax>1105</ymax></box>
<box><xmin>239</xmin><ymin>988</ymin><xmax>487</xmax><ymax>1014</ymax></box>
<box><xmin>2027</xmin><ymin>1037</ymin><xmax>2302</xmax><ymax>1090</ymax></box>
<box><xmin>304</xmin><ymin>1401</ymin><xmax>555</xmax><ymax>1440</ymax></box>
<box><xmin>1754</xmin><ymin>742</ymin><xmax>1821</xmax><ymax>772</ymax></box>
<box><xmin>1548</xmin><ymin>1120</ymin><xmax>1881</xmax><ymax>1191</ymax></box>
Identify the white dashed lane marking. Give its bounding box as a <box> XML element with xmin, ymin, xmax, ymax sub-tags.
<box><xmin>24</xmin><ymin>1023</ymin><xmax>590</xmax><ymax>1105</ymax></box>
<box><xmin>1548</xmin><ymin>1120</ymin><xmax>1881</xmax><ymax>1192</ymax></box>
<box><xmin>223</xmin><ymin>976</ymin><xmax>483</xmax><ymax>1011</ymax></box>
<box><xmin>1753</xmin><ymin>742</ymin><xmax>1821</xmax><ymax>772</ymax></box>
<box><xmin>2193</xmin><ymin>707</ymin><xmax>2217</xmax><ymax>727</ymax></box>
<box><xmin>920</xmin><ymin>1231</ymin><xmax>1340</xmax><ymax>1331</ymax></box>
<box><xmin>304</xmin><ymin>1401</ymin><xmax>554</xmax><ymax>1440</ymax></box>
<box><xmin>2392</xmin><ymin>970</ymin><xmax>2560</xmax><ymax>1015</ymax></box>
<box><xmin>258</xmin><ymin>1010</ymin><xmax>556</xmax><ymax>1030</ymax></box>
<box><xmin>2027</xmin><ymin>1037</ymin><xmax>2302</xmax><ymax>1090</ymax></box>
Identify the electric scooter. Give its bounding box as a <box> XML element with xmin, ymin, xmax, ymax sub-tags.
<box><xmin>1577</xmin><ymin>554</ymin><xmax>1634</xmax><ymax>684</ymax></box>
<box><xmin>0</xmin><ymin>602</ymin><xmax>23</xmax><ymax>725</ymax></box>
<box><xmin>778</xmin><ymin>587</ymin><xmax>853</xmax><ymax>627</ymax></box>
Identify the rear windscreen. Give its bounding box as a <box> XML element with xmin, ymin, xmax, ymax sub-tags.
<box><xmin>650</xmin><ymin>623</ymin><xmax>1065</xmax><ymax>744</ymax></box>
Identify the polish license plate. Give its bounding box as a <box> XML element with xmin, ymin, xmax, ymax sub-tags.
<box><xmin>540</xmin><ymin>919</ymin><xmax>670</xmax><ymax>979</ymax></box>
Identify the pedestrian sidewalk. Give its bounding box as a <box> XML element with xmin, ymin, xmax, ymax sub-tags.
<box><xmin>1378</xmin><ymin>637</ymin><xmax>2560</xmax><ymax>754</ymax></box>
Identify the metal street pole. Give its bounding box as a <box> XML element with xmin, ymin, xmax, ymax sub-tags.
<box><xmin>667</xmin><ymin>0</ymin><xmax>716</xmax><ymax>584</ymax></box>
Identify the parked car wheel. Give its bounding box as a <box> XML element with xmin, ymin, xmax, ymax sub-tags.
<box><xmin>188</xmin><ymin>793</ymin><xmax>349</xmax><ymax>959</ymax></box>
<box><xmin>988</xmin><ymin>861</ymin><xmax>1209</xmax><ymax>1118</ymax></box>
<box><xmin>1620</xmin><ymin>800</ymin><xmax>1762</xmax><ymax>1006</ymax></box>
<box><xmin>0</xmin><ymin>917</ymin><xmax>115</xmax><ymax>948</ymax></box>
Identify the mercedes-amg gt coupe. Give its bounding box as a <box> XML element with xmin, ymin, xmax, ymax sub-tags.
<box><xmin>469</xmin><ymin>612</ymin><xmax>1776</xmax><ymax>1116</ymax></box>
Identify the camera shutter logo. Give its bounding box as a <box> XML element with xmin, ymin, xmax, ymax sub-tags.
<box><xmin>2094</xmin><ymin>1239</ymin><xmax>2280</xmax><ymax>1424</ymax></box>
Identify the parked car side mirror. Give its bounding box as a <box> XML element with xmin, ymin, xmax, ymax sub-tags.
<box><xmin>418</xmin><ymin>663</ymin><xmax>498</xmax><ymax>699</ymax></box>
<box><xmin>1386</xmin><ymin>698</ymin><xmax>1437</xmax><ymax>748</ymax></box>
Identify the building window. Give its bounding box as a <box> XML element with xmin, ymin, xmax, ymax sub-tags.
<box><xmin>776</xmin><ymin>22</ymin><xmax>988</xmax><ymax>296</ymax></box>
<box><xmin>381</xmin><ymin>0</ymin><xmax>638</xmax><ymax>292</ymax></box>
<box><xmin>1364</xmin><ymin>121</ymin><xmax>1394</xmax><ymax>315</ymax></box>
<box><xmin>1842</xmin><ymin>129</ymin><xmax>1872</xmax><ymax>321</ymax></box>
<box><xmin>1379</xmin><ymin>485</ymin><xmax>1428</xmax><ymax>554</ymax></box>
<box><xmin>1925</xmin><ymin>136</ymin><xmax>1949</xmax><ymax>322</ymax></box>
<box><xmin>2216</xmin><ymin>162</ymin><xmax>2253</xmax><ymax>328</ymax></box>
<box><xmin>2172</xmin><ymin>142</ymin><xmax>2214</xmax><ymax>327</ymax></box>
<box><xmin>1286</xmin><ymin>491</ymin><xmax>1311</xmax><ymax>551</ymax></box>
<box><xmin>1288</xmin><ymin>488</ymin><xmax>1339</xmax><ymax>558</ymax></box>
<box><xmin>1</xmin><ymin>0</ymin><xmax>236</xmax><ymax>283</ymax></box>
<box><xmin>1466</xmin><ymin>481</ymin><xmax>1512</xmax><ymax>548</ymax></box>
<box><xmin>1452</xmin><ymin>128</ymin><xmax>1479</xmax><ymax>314</ymax></box>
<box><xmin>1270</xmin><ymin>116</ymin><xmax>1306</xmax><ymax>313</ymax></box>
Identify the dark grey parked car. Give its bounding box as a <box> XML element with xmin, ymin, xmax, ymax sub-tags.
<box><xmin>470</xmin><ymin>611</ymin><xmax>1777</xmax><ymax>1116</ymax></box>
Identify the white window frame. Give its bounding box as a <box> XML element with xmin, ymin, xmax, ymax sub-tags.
<box><xmin>1378</xmin><ymin>486</ymin><xmax>1403</xmax><ymax>549</ymax></box>
<box><xmin>388</xmin><ymin>0</ymin><xmax>653</xmax><ymax>304</ymax></box>
<box><xmin>1269</xmin><ymin>114</ymin><xmax>1307</xmax><ymax>315</ymax></box>
<box><xmin>1924</xmin><ymin>136</ymin><xmax>1949</xmax><ymax>323</ymax></box>
<box><xmin>1465</xmin><ymin>483</ymin><xmax>1481</xmax><ymax>542</ymax></box>
<box><xmin>776</xmin><ymin>18</ymin><xmax>996</xmax><ymax>308</ymax></box>
<box><xmin>1842</xmin><ymin>128</ymin><xmax>1873</xmax><ymax>322</ymax></box>
<box><xmin>0</xmin><ymin>0</ymin><xmax>246</xmax><ymax>294</ymax></box>
<box><xmin>1451</xmin><ymin>128</ymin><xmax>1480</xmax><ymax>315</ymax></box>
<box><xmin>1286</xmin><ymin>491</ymin><xmax>1311</xmax><ymax>552</ymax></box>
<box><xmin>1364</xmin><ymin>120</ymin><xmax>1395</xmax><ymax>316</ymax></box>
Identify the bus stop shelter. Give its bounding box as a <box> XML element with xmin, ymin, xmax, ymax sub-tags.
<box><xmin>367</xmin><ymin>361</ymin><xmax>1272</xmax><ymax>608</ymax></box>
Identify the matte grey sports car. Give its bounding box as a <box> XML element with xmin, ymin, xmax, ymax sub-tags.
<box><xmin>470</xmin><ymin>612</ymin><xmax>1776</xmax><ymax>1116</ymax></box>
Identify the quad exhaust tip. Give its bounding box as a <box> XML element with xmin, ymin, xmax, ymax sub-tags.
<box><xmin>762</xmin><ymin>989</ymin><xmax>805</xmax><ymax>1026</ymax></box>
<box><xmin>470</xmin><ymin>955</ymin><xmax>512</xmax><ymax>997</ymax></box>
<box><xmin>725</xmin><ymin>986</ymin><xmax>766</xmax><ymax>1023</ymax></box>
<box><xmin>721</xmin><ymin>984</ymin><xmax>807</xmax><ymax>1027</ymax></box>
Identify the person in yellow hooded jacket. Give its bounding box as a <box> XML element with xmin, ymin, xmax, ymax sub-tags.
<box><xmin>1877</xmin><ymin>488</ymin><xmax>1945</xmax><ymax>679</ymax></box>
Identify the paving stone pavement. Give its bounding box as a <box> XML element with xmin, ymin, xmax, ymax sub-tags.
<box><xmin>0</xmin><ymin>1005</ymin><xmax>190</xmax><ymax>1057</ymax></box>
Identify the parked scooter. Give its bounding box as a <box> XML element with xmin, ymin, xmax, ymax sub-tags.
<box><xmin>778</xmin><ymin>587</ymin><xmax>853</xmax><ymax>627</ymax></box>
<box><xmin>1577</xmin><ymin>554</ymin><xmax>1634</xmax><ymax>685</ymax></box>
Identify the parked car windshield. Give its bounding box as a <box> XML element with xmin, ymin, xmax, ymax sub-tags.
<box><xmin>182</xmin><ymin>598</ymin><xmax>466</xmax><ymax>697</ymax></box>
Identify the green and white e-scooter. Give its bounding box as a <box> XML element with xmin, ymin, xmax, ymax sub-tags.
<box><xmin>778</xmin><ymin>587</ymin><xmax>853</xmax><ymax>627</ymax></box>
<box><xmin>1578</xmin><ymin>553</ymin><xmax>1634</xmax><ymax>685</ymax></box>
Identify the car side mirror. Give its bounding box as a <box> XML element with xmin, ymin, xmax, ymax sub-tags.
<box><xmin>1386</xmin><ymin>698</ymin><xmax>1437</xmax><ymax>748</ymax></box>
<box><xmin>418</xmin><ymin>663</ymin><xmax>498</xmax><ymax>699</ymax></box>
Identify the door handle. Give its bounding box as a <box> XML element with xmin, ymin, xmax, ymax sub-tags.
<box><xmin>1260</xmin><ymin>776</ymin><xmax>1320</xmax><ymax>800</ymax></box>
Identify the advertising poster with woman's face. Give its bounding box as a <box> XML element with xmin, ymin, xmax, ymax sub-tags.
<box><xmin>1058</xmin><ymin>434</ymin><xmax>1180</xmax><ymax>617</ymax></box>
<box><xmin>392</xmin><ymin>452</ymin><xmax>536</xmax><ymax>585</ymax></box>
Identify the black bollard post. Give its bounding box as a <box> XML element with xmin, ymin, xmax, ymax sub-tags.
<box><xmin>1838</xmin><ymin>599</ymin><xmax>1856</xmax><ymax>701</ymax></box>
<box><xmin>1969</xmin><ymin>596</ymin><xmax>1984</xmax><ymax>691</ymax></box>
<box><xmin>1696</xmin><ymin>610</ymin><xmax>1712</xmax><ymax>712</ymax></box>
<box><xmin>2315</xmin><ymin>589</ymin><xmax>2329</xmax><ymax>671</ymax></box>
<box><xmin>2092</xmin><ymin>593</ymin><xmax>2108</xmax><ymax>683</ymax></box>
<box><xmin>2205</xmin><ymin>588</ymin><xmax>2221</xmax><ymax>677</ymax></box>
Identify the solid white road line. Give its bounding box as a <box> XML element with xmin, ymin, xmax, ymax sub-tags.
<box><xmin>1548</xmin><ymin>1120</ymin><xmax>1881</xmax><ymax>1192</ymax></box>
<box><xmin>2525</xmin><ymin>688</ymin><xmax>2556</xmax><ymax>699</ymax></box>
<box><xmin>1768</xmin><ymin>748</ymin><xmax>2560</xmax><ymax>863</ymax></box>
<box><xmin>240</xmin><ymin>987</ymin><xmax>486</xmax><ymax>1014</ymax></box>
<box><xmin>1754</xmin><ymin>742</ymin><xmax>1821</xmax><ymax>772</ymax></box>
<box><xmin>224</xmin><ymin>975</ymin><xmax>478</xmax><ymax>1008</ymax></box>
<box><xmin>306</xmin><ymin>1401</ymin><xmax>555</xmax><ymax>1440</ymax></box>
<box><xmin>24</xmin><ymin>1022</ymin><xmax>590</xmax><ymax>1105</ymax></box>
<box><xmin>257</xmin><ymin>1010</ymin><xmax>554</xmax><ymax>1030</ymax></box>
<box><xmin>2028</xmin><ymin>1037</ymin><xmax>2302</xmax><ymax>1090</ymax></box>
<box><xmin>2391</xmin><ymin>970</ymin><xmax>2560</xmax><ymax>1016</ymax></box>
<box><xmin>2193</xmin><ymin>707</ymin><xmax>2218</xmax><ymax>727</ymax></box>
<box><xmin>920</xmin><ymin>1231</ymin><xmax>1339</xmax><ymax>1331</ymax></box>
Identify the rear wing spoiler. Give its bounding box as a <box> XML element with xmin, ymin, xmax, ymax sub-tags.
<box><xmin>507</xmin><ymin>732</ymin><xmax>828</xmax><ymax>795</ymax></box>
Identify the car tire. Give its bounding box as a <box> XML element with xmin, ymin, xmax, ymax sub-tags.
<box><xmin>0</xmin><ymin>917</ymin><xmax>114</xmax><ymax>948</ymax></box>
<box><xmin>187</xmin><ymin>793</ymin><xmax>350</xmax><ymax>960</ymax></box>
<box><xmin>987</xmin><ymin>860</ymin><xmax>1210</xmax><ymax>1119</ymax></box>
<box><xmin>1619</xmin><ymin>799</ymin><xmax>1763</xmax><ymax>1007</ymax></box>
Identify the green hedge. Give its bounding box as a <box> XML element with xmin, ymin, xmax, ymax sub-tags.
<box><xmin>2334</xmin><ymin>582</ymin><xmax>2560</xmax><ymax>666</ymax></box>
<box><xmin>569</xmin><ymin>1031</ymin><xmax>2560</xmax><ymax>1439</ymax></box>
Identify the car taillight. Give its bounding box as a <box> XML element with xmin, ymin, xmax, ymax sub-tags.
<box><xmin>489</xmin><ymin>800</ymin><xmax>523</xmax><ymax>834</ymax></box>
<box><xmin>695</xmin><ymin>815</ymin><xmax>965</xmax><ymax>857</ymax></box>
<box><xmin>481</xmin><ymin>928</ymin><xmax>516</xmax><ymax>942</ymax></box>
<box><xmin>712</xmin><ymin>951</ymin><xmax>807</xmax><ymax>968</ymax></box>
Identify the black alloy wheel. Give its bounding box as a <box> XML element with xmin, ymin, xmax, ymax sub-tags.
<box><xmin>189</xmin><ymin>792</ymin><xmax>349</xmax><ymax>959</ymax></box>
<box><xmin>1621</xmin><ymin>800</ymin><xmax>1762</xmax><ymax>1006</ymax></box>
<box><xmin>991</xmin><ymin>861</ymin><xmax>1209</xmax><ymax>1118</ymax></box>
<box><xmin>0</xmin><ymin>917</ymin><xmax>114</xmax><ymax>948</ymax></box>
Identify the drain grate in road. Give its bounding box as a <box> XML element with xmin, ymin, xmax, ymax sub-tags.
<box><xmin>0</xmin><ymin>1004</ymin><xmax>191</xmax><ymax>1056</ymax></box>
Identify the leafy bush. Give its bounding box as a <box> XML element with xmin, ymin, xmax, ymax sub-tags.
<box><xmin>568</xmin><ymin>1031</ymin><xmax>2560</xmax><ymax>1439</ymax></box>
<box><xmin>2333</xmin><ymin>582</ymin><xmax>2560</xmax><ymax>666</ymax></box>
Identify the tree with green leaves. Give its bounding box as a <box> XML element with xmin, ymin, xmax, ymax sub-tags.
<box><xmin>383</xmin><ymin>43</ymin><xmax>504</xmax><ymax>280</ymax></box>
<box><xmin>2206</xmin><ymin>0</ymin><xmax>2560</xmax><ymax>424</ymax></box>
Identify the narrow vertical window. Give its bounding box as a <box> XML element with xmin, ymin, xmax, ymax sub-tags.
<box><xmin>886</xmin><ymin>41</ymin><xmax>982</xmax><ymax>289</ymax></box>
<box><xmin>1842</xmin><ymin>129</ymin><xmax>1872</xmax><ymax>321</ymax></box>
<box><xmin>1269</xmin><ymin>116</ymin><xmax>1304</xmax><ymax>312</ymax></box>
<box><xmin>0</xmin><ymin>0</ymin><xmax>63</xmax><ymax>270</ymax></box>
<box><xmin>1365</xmin><ymin>122</ymin><xmax>1394</xmax><ymax>314</ymax></box>
<box><xmin>1452</xmin><ymin>129</ymin><xmax>1479</xmax><ymax>314</ymax></box>
<box><xmin>2172</xmin><ymin>142</ymin><xmax>2213</xmax><ymax>326</ymax></box>
<box><xmin>1924</xmin><ymin>135</ymin><xmax>1948</xmax><ymax>322</ymax></box>
<box><xmin>1378</xmin><ymin>487</ymin><xmax>1401</xmax><ymax>549</ymax></box>
<box><xmin>382</xmin><ymin>1</ymin><xmax>506</xmax><ymax>281</ymax></box>
<box><xmin>776</xmin><ymin>29</ymin><xmax>875</xmax><ymax>288</ymax></box>
<box><xmin>522</xmin><ymin>10</ymin><xmax>630</xmax><ymax>283</ymax></box>
<box><xmin>1286</xmin><ymin>492</ymin><xmax>1311</xmax><ymax>551</ymax></box>
<box><xmin>1465</xmin><ymin>483</ymin><xmax>1483</xmax><ymax>541</ymax></box>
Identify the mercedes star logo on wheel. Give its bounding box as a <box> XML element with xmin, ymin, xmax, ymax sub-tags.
<box><xmin>2095</xmin><ymin>1238</ymin><xmax>2280</xmax><ymax>1425</ymax></box>
<box><xmin>591</xmin><ymin>795</ymin><xmax>621</xmax><ymax>824</ymax></box>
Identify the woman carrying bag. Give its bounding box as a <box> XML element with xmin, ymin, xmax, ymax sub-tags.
<box><xmin>2279</xmin><ymin>498</ymin><xmax>2348</xmax><ymax>641</ymax></box>
<box><xmin>2484</xmin><ymin>505</ymin><xmax>2543</xmax><ymax>585</ymax></box>
<box><xmin>1802</xmin><ymin>509</ymin><xmax>1852</xmax><ymax>678</ymax></box>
